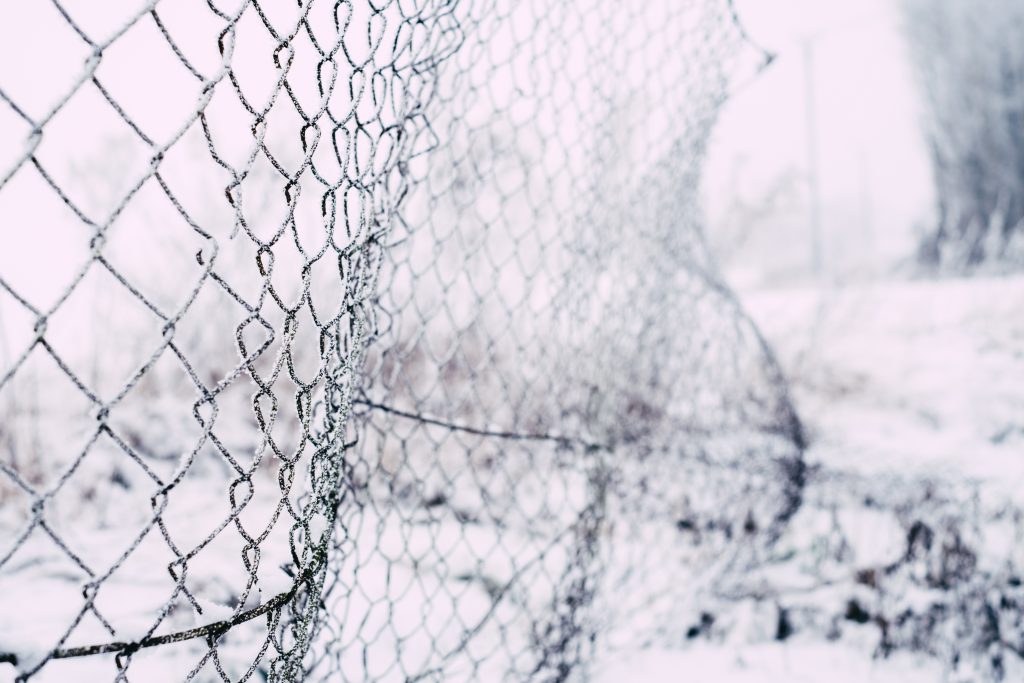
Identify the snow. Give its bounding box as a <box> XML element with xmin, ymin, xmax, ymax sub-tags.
<box><xmin>257</xmin><ymin>567</ymin><xmax>293</xmax><ymax>598</ymax></box>
<box><xmin>594</xmin><ymin>641</ymin><xmax>943</xmax><ymax>683</ymax></box>
<box><xmin>195</xmin><ymin>598</ymin><xmax>236</xmax><ymax>623</ymax></box>
<box><xmin>1</xmin><ymin>256</ymin><xmax>1021</xmax><ymax>683</ymax></box>
<box><xmin>4</xmin><ymin>273</ymin><xmax>1021</xmax><ymax>681</ymax></box>
<box><xmin>589</xmin><ymin>273</ymin><xmax>1024</xmax><ymax>681</ymax></box>
<box><xmin>745</xmin><ymin>274</ymin><xmax>1024</xmax><ymax>492</ymax></box>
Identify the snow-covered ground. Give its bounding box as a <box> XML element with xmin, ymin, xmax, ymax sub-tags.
<box><xmin>594</xmin><ymin>273</ymin><xmax>1024</xmax><ymax>682</ymax></box>
<box><xmin>5</xmin><ymin>272</ymin><xmax>1020</xmax><ymax>682</ymax></box>
<box><xmin>596</xmin><ymin>641</ymin><xmax>942</xmax><ymax>682</ymax></box>
<box><xmin>749</xmin><ymin>274</ymin><xmax>1024</xmax><ymax>490</ymax></box>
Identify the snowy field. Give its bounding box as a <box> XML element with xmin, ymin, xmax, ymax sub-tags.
<box><xmin>2</xmin><ymin>0</ymin><xmax>1021</xmax><ymax>679</ymax></box>
<box><xmin>3</xmin><ymin>268</ymin><xmax>1019</xmax><ymax>682</ymax></box>
<box><xmin>750</xmin><ymin>274</ymin><xmax>1024</xmax><ymax>495</ymax></box>
<box><xmin>593</xmin><ymin>273</ymin><xmax>1024</xmax><ymax>682</ymax></box>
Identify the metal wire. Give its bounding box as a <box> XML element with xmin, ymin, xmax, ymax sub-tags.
<box><xmin>0</xmin><ymin>0</ymin><xmax>804</xmax><ymax>681</ymax></box>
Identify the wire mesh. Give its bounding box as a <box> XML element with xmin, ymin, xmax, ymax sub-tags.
<box><xmin>0</xmin><ymin>0</ymin><xmax>804</xmax><ymax>681</ymax></box>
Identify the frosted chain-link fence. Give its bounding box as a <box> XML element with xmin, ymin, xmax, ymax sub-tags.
<box><xmin>0</xmin><ymin>0</ymin><xmax>804</xmax><ymax>680</ymax></box>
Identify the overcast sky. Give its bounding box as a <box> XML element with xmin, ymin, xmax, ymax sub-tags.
<box><xmin>704</xmin><ymin>0</ymin><xmax>933</xmax><ymax>285</ymax></box>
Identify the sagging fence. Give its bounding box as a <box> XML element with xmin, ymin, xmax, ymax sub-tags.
<box><xmin>0</xmin><ymin>0</ymin><xmax>803</xmax><ymax>680</ymax></box>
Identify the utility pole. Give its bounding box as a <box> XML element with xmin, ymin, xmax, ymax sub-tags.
<box><xmin>858</xmin><ymin>144</ymin><xmax>874</xmax><ymax>275</ymax></box>
<box><xmin>797</xmin><ymin>10</ymin><xmax>889</xmax><ymax>281</ymax></box>
<box><xmin>802</xmin><ymin>38</ymin><xmax>823</xmax><ymax>280</ymax></box>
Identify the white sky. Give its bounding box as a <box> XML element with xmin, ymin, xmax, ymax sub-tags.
<box><xmin>0</xmin><ymin>0</ymin><xmax>934</xmax><ymax>302</ymax></box>
<box><xmin>704</xmin><ymin>0</ymin><xmax>933</xmax><ymax>285</ymax></box>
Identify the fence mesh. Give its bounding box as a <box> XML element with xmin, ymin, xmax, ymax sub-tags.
<box><xmin>0</xmin><ymin>0</ymin><xmax>803</xmax><ymax>681</ymax></box>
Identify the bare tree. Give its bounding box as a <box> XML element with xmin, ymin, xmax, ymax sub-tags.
<box><xmin>901</xmin><ymin>0</ymin><xmax>1024</xmax><ymax>269</ymax></box>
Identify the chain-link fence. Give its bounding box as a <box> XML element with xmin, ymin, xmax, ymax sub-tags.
<box><xmin>0</xmin><ymin>0</ymin><xmax>803</xmax><ymax>680</ymax></box>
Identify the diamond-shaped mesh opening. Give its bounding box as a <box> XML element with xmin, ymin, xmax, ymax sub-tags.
<box><xmin>0</xmin><ymin>1</ymin><xmax>91</xmax><ymax>120</ymax></box>
<box><xmin>0</xmin><ymin>173</ymin><xmax>94</xmax><ymax>313</ymax></box>
<box><xmin>94</xmin><ymin>17</ymin><xmax>205</xmax><ymax>145</ymax></box>
<box><xmin>99</xmin><ymin>184</ymin><xmax>209</xmax><ymax>316</ymax></box>
<box><xmin>43</xmin><ymin>271</ymin><xmax>160</xmax><ymax>405</ymax></box>
<box><xmin>0</xmin><ymin>349</ymin><xmax>98</xmax><ymax>492</ymax></box>
<box><xmin>32</xmin><ymin>86</ymin><xmax>153</xmax><ymax>225</ymax></box>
